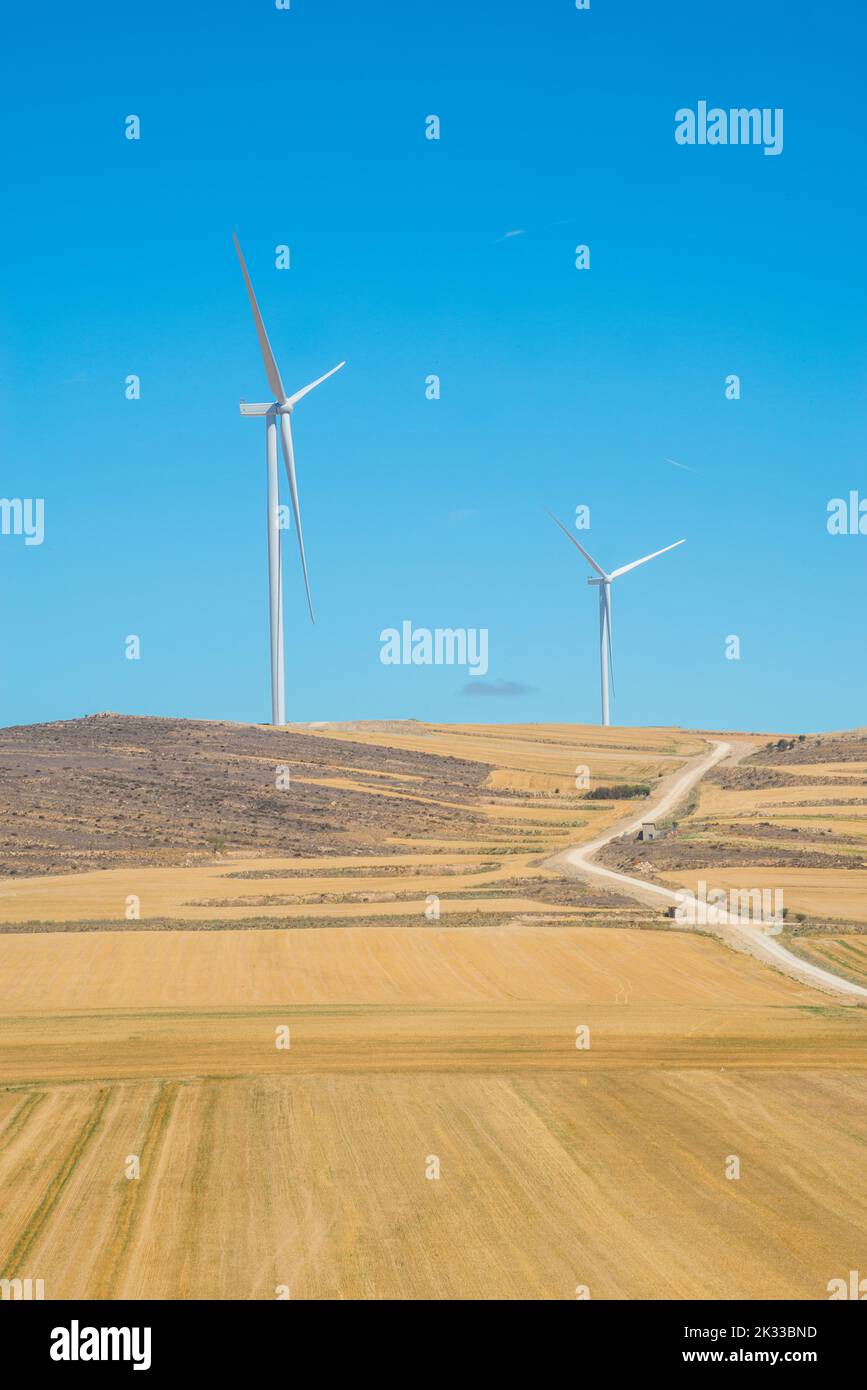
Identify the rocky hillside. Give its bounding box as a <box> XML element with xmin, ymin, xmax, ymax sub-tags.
<box><xmin>0</xmin><ymin>715</ymin><xmax>495</xmax><ymax>876</ymax></box>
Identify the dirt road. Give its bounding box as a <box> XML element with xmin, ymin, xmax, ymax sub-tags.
<box><xmin>556</xmin><ymin>739</ymin><xmax>867</xmax><ymax>1001</ymax></box>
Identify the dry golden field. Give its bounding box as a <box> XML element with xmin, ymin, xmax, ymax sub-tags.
<box><xmin>3</xmin><ymin>1070</ymin><xmax>866</xmax><ymax>1300</ymax></box>
<box><xmin>659</xmin><ymin>865</ymin><xmax>867</xmax><ymax>926</ymax></box>
<box><xmin>784</xmin><ymin>935</ymin><xmax>867</xmax><ymax>990</ymax></box>
<box><xmin>1</xmin><ymin>718</ymin><xmax>865</xmax><ymax>1300</ymax></box>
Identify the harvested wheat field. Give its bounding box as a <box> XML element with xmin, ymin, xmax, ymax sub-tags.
<box><xmin>2</xmin><ymin>1070</ymin><xmax>865</xmax><ymax>1301</ymax></box>
<box><xmin>0</xmin><ymin>923</ymin><xmax>865</xmax><ymax>1299</ymax></box>
<box><xmin>785</xmin><ymin>934</ymin><xmax>867</xmax><ymax>990</ymax></box>
<box><xmin>658</xmin><ymin>865</ymin><xmax>867</xmax><ymax>925</ymax></box>
<box><xmin>0</xmin><ymin>717</ymin><xmax>866</xmax><ymax>1300</ymax></box>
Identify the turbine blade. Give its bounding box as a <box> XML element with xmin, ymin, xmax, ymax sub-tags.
<box><xmin>544</xmin><ymin>509</ymin><xmax>608</xmax><ymax>579</ymax></box>
<box><xmin>233</xmin><ymin>233</ymin><xmax>286</xmax><ymax>404</ymax></box>
<box><xmin>608</xmin><ymin>538</ymin><xmax>685</xmax><ymax>581</ymax></box>
<box><xmin>605</xmin><ymin>586</ymin><xmax>615</xmax><ymax>704</ymax></box>
<box><xmin>278</xmin><ymin>412</ymin><xmax>315</xmax><ymax>623</ymax></box>
<box><xmin>285</xmin><ymin>361</ymin><xmax>346</xmax><ymax>409</ymax></box>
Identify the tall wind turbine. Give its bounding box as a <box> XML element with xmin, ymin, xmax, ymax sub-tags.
<box><xmin>233</xmin><ymin>233</ymin><xmax>345</xmax><ymax>726</ymax></box>
<box><xmin>546</xmin><ymin>511</ymin><xmax>684</xmax><ymax>726</ymax></box>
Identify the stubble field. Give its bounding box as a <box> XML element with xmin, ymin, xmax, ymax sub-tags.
<box><xmin>0</xmin><ymin>717</ymin><xmax>865</xmax><ymax>1299</ymax></box>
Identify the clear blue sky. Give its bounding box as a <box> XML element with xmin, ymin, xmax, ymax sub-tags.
<box><xmin>2</xmin><ymin>0</ymin><xmax>865</xmax><ymax>733</ymax></box>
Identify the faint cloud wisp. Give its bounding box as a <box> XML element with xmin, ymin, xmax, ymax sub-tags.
<box><xmin>459</xmin><ymin>679</ymin><xmax>535</xmax><ymax>698</ymax></box>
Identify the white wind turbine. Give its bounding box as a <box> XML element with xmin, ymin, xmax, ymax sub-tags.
<box><xmin>233</xmin><ymin>233</ymin><xmax>345</xmax><ymax>726</ymax></box>
<box><xmin>546</xmin><ymin>511</ymin><xmax>685</xmax><ymax>726</ymax></box>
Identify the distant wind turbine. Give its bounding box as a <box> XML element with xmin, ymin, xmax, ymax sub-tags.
<box><xmin>546</xmin><ymin>511</ymin><xmax>685</xmax><ymax>727</ymax></box>
<box><xmin>233</xmin><ymin>233</ymin><xmax>345</xmax><ymax>726</ymax></box>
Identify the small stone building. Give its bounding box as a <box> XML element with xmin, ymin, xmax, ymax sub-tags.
<box><xmin>637</xmin><ymin>821</ymin><xmax>657</xmax><ymax>842</ymax></box>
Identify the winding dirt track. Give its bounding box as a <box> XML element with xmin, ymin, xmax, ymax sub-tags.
<box><xmin>558</xmin><ymin>739</ymin><xmax>867</xmax><ymax>1002</ymax></box>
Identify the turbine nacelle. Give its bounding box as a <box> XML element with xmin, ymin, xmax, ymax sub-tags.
<box><xmin>238</xmin><ymin>402</ymin><xmax>298</xmax><ymax>417</ymax></box>
<box><xmin>238</xmin><ymin>365</ymin><xmax>349</xmax><ymax>419</ymax></box>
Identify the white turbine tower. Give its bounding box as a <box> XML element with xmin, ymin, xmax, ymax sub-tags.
<box><xmin>546</xmin><ymin>511</ymin><xmax>685</xmax><ymax>727</ymax></box>
<box><xmin>233</xmin><ymin>233</ymin><xmax>345</xmax><ymax>726</ymax></box>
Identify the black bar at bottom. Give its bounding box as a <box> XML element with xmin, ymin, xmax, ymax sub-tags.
<box><xmin>2</xmin><ymin>1298</ymin><xmax>861</xmax><ymax>1374</ymax></box>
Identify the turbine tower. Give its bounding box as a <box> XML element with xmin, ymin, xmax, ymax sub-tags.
<box><xmin>233</xmin><ymin>233</ymin><xmax>345</xmax><ymax>726</ymax></box>
<box><xmin>546</xmin><ymin>511</ymin><xmax>684</xmax><ymax>726</ymax></box>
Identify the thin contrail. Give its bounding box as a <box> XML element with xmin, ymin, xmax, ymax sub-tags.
<box><xmin>493</xmin><ymin>218</ymin><xmax>574</xmax><ymax>244</ymax></box>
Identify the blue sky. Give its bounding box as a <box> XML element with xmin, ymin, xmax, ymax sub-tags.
<box><xmin>1</xmin><ymin>0</ymin><xmax>865</xmax><ymax>733</ymax></box>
